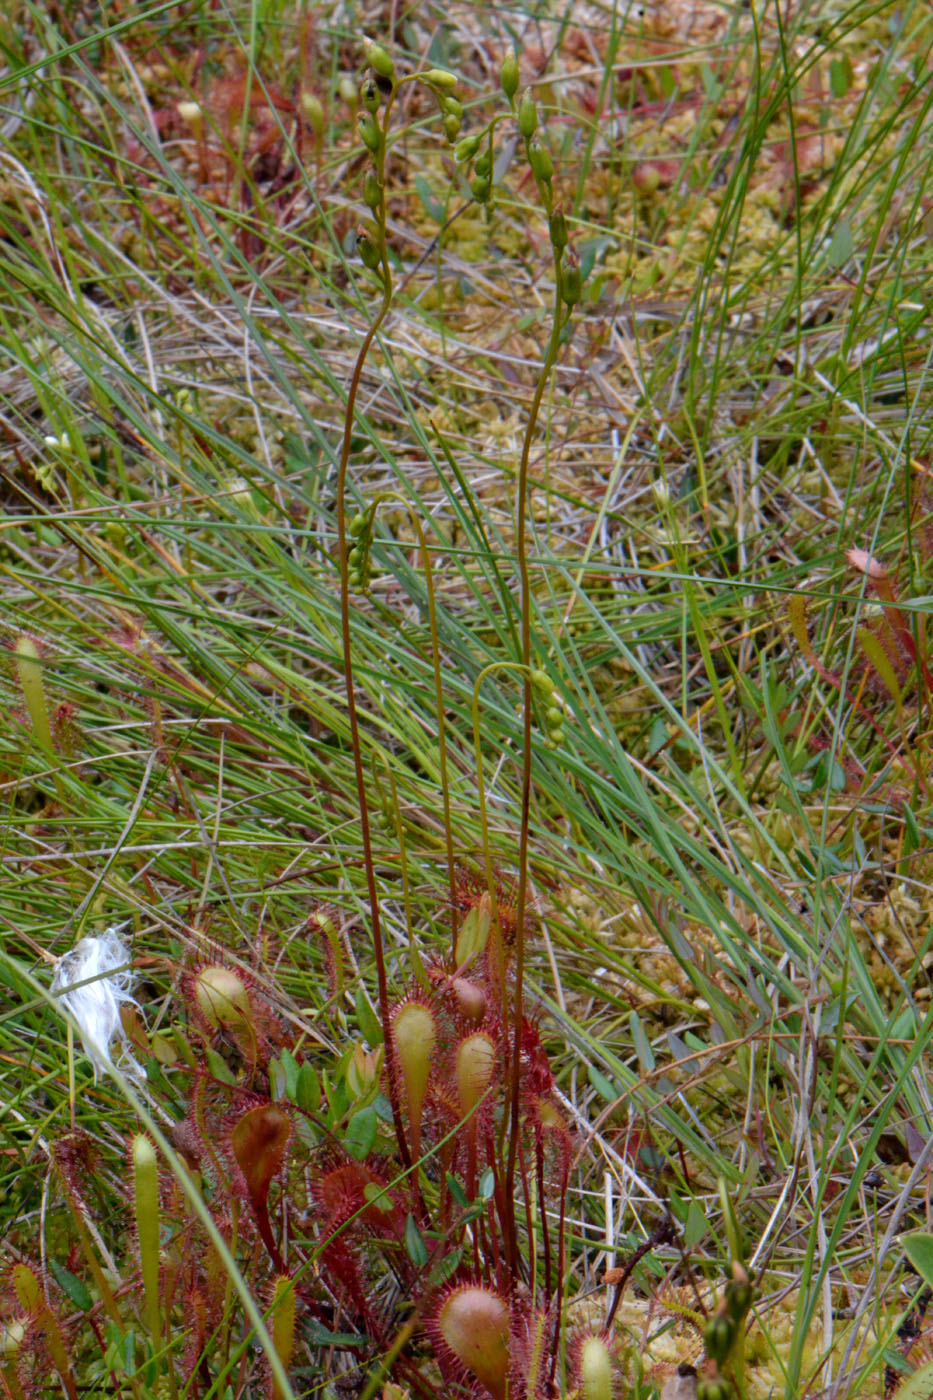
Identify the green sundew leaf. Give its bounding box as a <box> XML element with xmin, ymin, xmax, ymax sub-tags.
<box><xmin>345</xmin><ymin>1106</ymin><xmax>378</xmax><ymax>1159</ymax></box>
<box><xmin>296</xmin><ymin>1063</ymin><xmax>321</xmax><ymax>1113</ymax></box>
<box><xmin>684</xmin><ymin>1200</ymin><xmax>708</xmax><ymax>1249</ymax></box>
<box><xmin>430</xmin><ymin>1247</ymin><xmax>463</xmax><ymax>1287</ymax></box>
<box><xmin>903</xmin><ymin>1234</ymin><xmax>933</xmax><ymax>1289</ymax></box>
<box><xmin>657</xmin><ymin>65</ymin><xmax>677</xmax><ymax>100</ymax></box>
<box><xmin>405</xmin><ymin>1213</ymin><xmax>428</xmax><ymax>1267</ymax></box>
<box><xmin>446</xmin><ymin>1173</ymin><xmax>469</xmax><ymax>1208</ymax></box>
<box><xmin>415</xmin><ymin>173</ymin><xmax>445</xmax><ymax>223</ymax></box>
<box><xmin>205</xmin><ymin>1048</ymin><xmax>235</xmax><ymax>1084</ymax></box>
<box><xmin>827</xmin><ymin>219</ymin><xmax>854</xmax><ymax>269</ymax></box>
<box><xmin>829</xmin><ymin>56</ymin><xmax>853</xmax><ymax>97</ymax></box>
<box><xmin>304</xmin><ymin>1321</ymin><xmax>369</xmax><ymax>1348</ymax></box>
<box><xmin>355</xmin><ymin>985</ymin><xmax>383</xmax><ymax>1046</ymax></box>
<box><xmin>648</xmin><ymin>714</ymin><xmax>668</xmax><ymax>756</ymax></box>
<box><xmin>279</xmin><ymin>1049</ymin><xmax>300</xmax><ymax>1099</ymax></box>
<box><xmin>49</xmin><ymin>1260</ymin><xmax>92</xmax><ymax>1311</ymax></box>
<box><xmin>894</xmin><ymin>1359</ymin><xmax>933</xmax><ymax>1399</ymax></box>
<box><xmin>630</xmin><ymin>1012</ymin><xmax>655</xmax><ymax>1073</ymax></box>
<box><xmin>588</xmin><ymin>1065</ymin><xmax>618</xmax><ymax>1102</ymax></box>
<box><xmin>856</xmin><ymin>626</ymin><xmax>903</xmax><ymax>720</ymax></box>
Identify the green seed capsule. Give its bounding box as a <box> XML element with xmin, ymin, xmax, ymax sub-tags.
<box><xmin>445</xmin><ymin>97</ymin><xmax>463</xmax><ymax>119</ymax></box>
<box><xmin>549</xmin><ymin>209</ymin><xmax>568</xmax><ymax>252</ymax></box>
<box><xmin>500</xmin><ymin>47</ymin><xmax>519</xmax><ymax>101</ymax></box>
<box><xmin>455</xmin><ymin>133</ymin><xmax>482</xmax><ymax>163</ymax></box>
<box><xmin>562</xmin><ymin>265</ymin><xmax>583</xmax><ymax>307</ymax></box>
<box><xmin>518</xmin><ymin>90</ymin><xmax>537</xmax><ymax>139</ymax></box>
<box><xmin>357</xmin><ymin>232</ymin><xmax>382</xmax><ymax>270</ymax></box>
<box><xmin>474</xmin><ymin>151</ymin><xmax>491</xmax><ymax>178</ymax></box>
<box><xmin>529</xmin><ymin>141</ymin><xmax>553</xmax><ymax>182</ymax></box>
<box><xmin>470</xmin><ymin>175</ymin><xmax>490</xmax><ymax>203</ymax></box>
<box><xmin>425</xmin><ymin>68</ymin><xmax>457</xmax><ymax>89</ymax></box>
<box><xmin>358</xmin><ymin>111</ymin><xmax>382</xmax><ymax>153</ymax></box>
<box><xmin>361</xmin><ymin>78</ymin><xmax>381</xmax><ymax>114</ymax></box>
<box><xmin>363</xmin><ymin>173</ymin><xmax>382</xmax><ymax>210</ymax></box>
<box><xmin>363</xmin><ymin>39</ymin><xmax>395</xmax><ymax>81</ymax></box>
<box><xmin>350</xmin><ymin>514</ymin><xmax>367</xmax><ymax>537</ymax></box>
<box><xmin>704</xmin><ymin>1315</ymin><xmax>734</xmax><ymax>1365</ymax></box>
<box><xmin>531</xmin><ymin>669</ymin><xmax>552</xmax><ymax>693</ymax></box>
<box><xmin>546</xmin><ymin>706</ymin><xmax>563</xmax><ymax>727</ymax></box>
<box><xmin>444</xmin><ymin>112</ymin><xmax>461</xmax><ymax>142</ymax></box>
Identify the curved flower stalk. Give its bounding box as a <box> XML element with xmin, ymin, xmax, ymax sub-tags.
<box><xmin>51</xmin><ymin>928</ymin><xmax>143</xmax><ymax>1080</ymax></box>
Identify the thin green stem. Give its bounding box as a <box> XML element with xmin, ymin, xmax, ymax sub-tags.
<box><xmin>335</xmin><ymin>83</ymin><xmax>412</xmax><ymax>1179</ymax></box>
<box><xmin>503</xmin><ymin>248</ymin><xmax>567</xmax><ymax>1272</ymax></box>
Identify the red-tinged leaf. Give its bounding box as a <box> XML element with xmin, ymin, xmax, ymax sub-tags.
<box><xmin>231</xmin><ymin>1104</ymin><xmax>291</xmax><ymax>1268</ymax></box>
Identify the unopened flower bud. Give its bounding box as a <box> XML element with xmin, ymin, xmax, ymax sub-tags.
<box><xmin>445</xmin><ymin>97</ymin><xmax>463</xmax><ymax>120</ymax></box>
<box><xmin>562</xmin><ymin>264</ymin><xmax>583</xmax><ymax>307</ymax></box>
<box><xmin>357</xmin><ymin>231</ymin><xmax>382</xmax><ymax>271</ymax></box>
<box><xmin>455</xmin><ymin>133</ymin><xmax>482</xmax><ymax>163</ymax></box>
<box><xmin>518</xmin><ymin>90</ymin><xmax>537</xmax><ymax>139</ymax></box>
<box><xmin>358</xmin><ymin>110</ymin><xmax>382</xmax><ymax>153</ymax></box>
<box><xmin>177</xmin><ymin>100</ymin><xmax>203</xmax><ymax>134</ymax></box>
<box><xmin>361</xmin><ymin>78</ymin><xmax>381</xmax><ymax>114</ymax></box>
<box><xmin>300</xmin><ymin>90</ymin><xmax>325</xmax><ymax>136</ymax></box>
<box><xmin>549</xmin><ymin>208</ymin><xmax>567</xmax><ymax>252</ymax></box>
<box><xmin>529</xmin><ymin>140</ymin><xmax>553</xmax><ymax>182</ymax></box>
<box><xmin>363</xmin><ymin>38</ymin><xmax>395</xmax><ymax>81</ymax></box>
<box><xmin>500</xmin><ymin>46</ymin><xmax>519</xmax><ymax>101</ymax></box>
<box><xmin>424</xmin><ymin>68</ymin><xmax>457</xmax><ymax>89</ymax></box>
<box><xmin>444</xmin><ymin>111</ymin><xmax>461</xmax><ymax>142</ymax></box>
<box><xmin>363</xmin><ymin>172</ymin><xmax>382</xmax><ymax>209</ymax></box>
<box><xmin>470</xmin><ymin>175</ymin><xmax>491</xmax><ymax>203</ymax></box>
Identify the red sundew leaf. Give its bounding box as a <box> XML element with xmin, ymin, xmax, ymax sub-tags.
<box><xmin>231</xmin><ymin>1104</ymin><xmax>290</xmax><ymax>1269</ymax></box>
<box><xmin>846</xmin><ymin>546</ymin><xmax>888</xmax><ymax>581</ymax></box>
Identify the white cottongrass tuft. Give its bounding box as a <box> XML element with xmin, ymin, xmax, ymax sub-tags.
<box><xmin>51</xmin><ymin>928</ymin><xmax>143</xmax><ymax>1080</ymax></box>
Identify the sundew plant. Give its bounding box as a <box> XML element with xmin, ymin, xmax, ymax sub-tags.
<box><xmin>1</xmin><ymin>2</ymin><xmax>933</xmax><ymax>1398</ymax></box>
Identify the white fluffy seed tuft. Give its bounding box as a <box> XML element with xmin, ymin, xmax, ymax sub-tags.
<box><xmin>51</xmin><ymin>929</ymin><xmax>143</xmax><ymax>1081</ymax></box>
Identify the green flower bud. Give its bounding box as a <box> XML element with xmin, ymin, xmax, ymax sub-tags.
<box><xmin>348</xmin><ymin>547</ymin><xmax>362</xmax><ymax>567</ymax></box>
<box><xmin>350</xmin><ymin>513</ymin><xmax>367</xmax><ymax>537</ymax></box>
<box><xmin>697</xmin><ymin>1383</ymin><xmax>731</xmax><ymax>1400</ymax></box>
<box><xmin>470</xmin><ymin>175</ymin><xmax>490</xmax><ymax>203</ymax></box>
<box><xmin>363</xmin><ymin>38</ymin><xmax>395</xmax><ymax>81</ymax></box>
<box><xmin>364</xmin><ymin>173</ymin><xmax>382</xmax><ymax>210</ymax></box>
<box><xmin>357</xmin><ymin>231</ymin><xmax>382</xmax><ymax>270</ymax></box>
<box><xmin>358</xmin><ymin>110</ymin><xmax>382</xmax><ymax>153</ymax></box>
<box><xmin>425</xmin><ymin>68</ymin><xmax>457</xmax><ymax>89</ymax></box>
<box><xmin>455</xmin><ymin>133</ymin><xmax>482</xmax><ymax>163</ymax></box>
<box><xmin>562</xmin><ymin>265</ymin><xmax>583</xmax><ymax>307</ymax></box>
<box><xmin>529</xmin><ymin>140</ymin><xmax>553</xmax><ymax>182</ymax></box>
<box><xmin>300</xmin><ymin>91</ymin><xmax>324</xmax><ymax>136</ymax></box>
<box><xmin>518</xmin><ymin>90</ymin><xmax>537</xmax><ymax>139</ymax></box>
<box><xmin>444</xmin><ymin>111</ymin><xmax>461</xmax><ymax>142</ymax></box>
<box><xmin>725</xmin><ymin>1274</ymin><xmax>753</xmax><ymax>1321</ymax></box>
<box><xmin>500</xmin><ymin>46</ymin><xmax>519</xmax><ymax>102</ymax></box>
<box><xmin>361</xmin><ymin>78</ymin><xmax>381</xmax><ymax>114</ymax></box>
<box><xmin>531</xmin><ymin>668</ymin><xmax>552</xmax><ymax>693</ymax></box>
<box><xmin>474</xmin><ymin>151</ymin><xmax>491</xmax><ymax>178</ymax></box>
<box><xmin>704</xmin><ymin>1314</ymin><xmax>734</xmax><ymax>1366</ymax></box>
<box><xmin>549</xmin><ymin>209</ymin><xmax>568</xmax><ymax>252</ymax></box>
<box><xmin>546</xmin><ymin>706</ymin><xmax>563</xmax><ymax>727</ymax></box>
<box><xmin>444</xmin><ymin>97</ymin><xmax>463</xmax><ymax>120</ymax></box>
